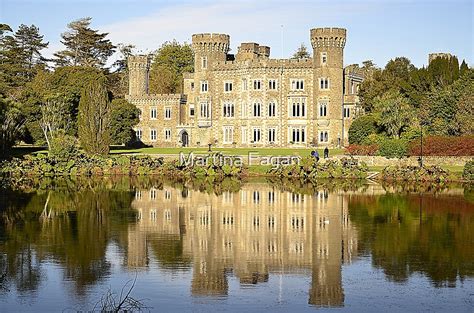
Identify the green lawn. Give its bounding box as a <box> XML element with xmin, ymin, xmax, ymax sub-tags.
<box><xmin>111</xmin><ymin>146</ymin><xmax>345</xmax><ymax>157</ymax></box>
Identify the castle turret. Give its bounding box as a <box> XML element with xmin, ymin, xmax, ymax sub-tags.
<box><xmin>192</xmin><ymin>33</ymin><xmax>230</xmax><ymax>73</ymax></box>
<box><xmin>128</xmin><ymin>55</ymin><xmax>150</xmax><ymax>96</ymax></box>
<box><xmin>311</xmin><ymin>28</ymin><xmax>347</xmax><ymax>147</ymax></box>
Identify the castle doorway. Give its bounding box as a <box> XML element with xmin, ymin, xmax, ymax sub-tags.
<box><xmin>181</xmin><ymin>131</ymin><xmax>189</xmax><ymax>147</ymax></box>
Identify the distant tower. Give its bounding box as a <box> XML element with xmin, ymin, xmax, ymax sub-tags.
<box><xmin>128</xmin><ymin>55</ymin><xmax>150</xmax><ymax>96</ymax></box>
<box><xmin>311</xmin><ymin>28</ymin><xmax>347</xmax><ymax>146</ymax></box>
<box><xmin>191</xmin><ymin>33</ymin><xmax>230</xmax><ymax>74</ymax></box>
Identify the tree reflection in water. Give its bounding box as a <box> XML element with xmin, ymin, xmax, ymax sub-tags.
<box><xmin>0</xmin><ymin>176</ymin><xmax>472</xmax><ymax>309</ymax></box>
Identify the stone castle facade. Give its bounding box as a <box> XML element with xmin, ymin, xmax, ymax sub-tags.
<box><xmin>126</xmin><ymin>27</ymin><xmax>364</xmax><ymax>148</ymax></box>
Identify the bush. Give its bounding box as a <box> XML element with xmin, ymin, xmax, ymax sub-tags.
<box><xmin>409</xmin><ymin>136</ymin><xmax>474</xmax><ymax>156</ymax></box>
<box><xmin>49</xmin><ymin>131</ymin><xmax>77</xmax><ymax>158</ymax></box>
<box><xmin>463</xmin><ymin>160</ymin><xmax>474</xmax><ymax>181</ymax></box>
<box><xmin>381</xmin><ymin>165</ymin><xmax>450</xmax><ymax>182</ymax></box>
<box><xmin>378</xmin><ymin>139</ymin><xmax>408</xmax><ymax>158</ymax></box>
<box><xmin>348</xmin><ymin>114</ymin><xmax>378</xmax><ymax>144</ymax></box>
<box><xmin>345</xmin><ymin>144</ymin><xmax>379</xmax><ymax>156</ymax></box>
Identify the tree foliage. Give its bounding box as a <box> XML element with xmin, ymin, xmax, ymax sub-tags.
<box><xmin>348</xmin><ymin>114</ymin><xmax>378</xmax><ymax>144</ymax></box>
<box><xmin>78</xmin><ymin>76</ymin><xmax>111</xmax><ymax>155</ymax></box>
<box><xmin>54</xmin><ymin>17</ymin><xmax>115</xmax><ymax>68</ymax></box>
<box><xmin>0</xmin><ymin>97</ymin><xmax>25</xmax><ymax>157</ymax></box>
<box><xmin>109</xmin><ymin>98</ymin><xmax>140</xmax><ymax>145</ymax></box>
<box><xmin>149</xmin><ymin>40</ymin><xmax>193</xmax><ymax>94</ymax></box>
<box><xmin>291</xmin><ymin>43</ymin><xmax>311</xmax><ymax>59</ymax></box>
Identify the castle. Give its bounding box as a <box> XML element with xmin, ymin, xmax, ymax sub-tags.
<box><xmin>126</xmin><ymin>27</ymin><xmax>364</xmax><ymax>148</ymax></box>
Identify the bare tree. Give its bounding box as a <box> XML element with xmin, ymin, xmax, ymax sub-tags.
<box><xmin>39</xmin><ymin>96</ymin><xmax>69</xmax><ymax>150</ymax></box>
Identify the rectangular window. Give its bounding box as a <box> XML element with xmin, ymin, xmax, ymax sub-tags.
<box><xmin>150</xmin><ymin>107</ymin><xmax>157</xmax><ymax>119</ymax></box>
<box><xmin>200</xmin><ymin>102</ymin><xmax>210</xmax><ymax>118</ymax></box>
<box><xmin>223</xmin><ymin>126</ymin><xmax>234</xmax><ymax>144</ymax></box>
<box><xmin>189</xmin><ymin>105</ymin><xmax>195</xmax><ymax>117</ymax></box>
<box><xmin>190</xmin><ymin>82</ymin><xmax>194</xmax><ymax>91</ymax></box>
<box><xmin>135</xmin><ymin>129</ymin><xmax>142</xmax><ymax>140</ymax></box>
<box><xmin>268</xmin><ymin>102</ymin><xmax>277</xmax><ymax>117</ymax></box>
<box><xmin>319</xmin><ymin>131</ymin><xmax>329</xmax><ymax>143</ymax></box>
<box><xmin>242</xmin><ymin>78</ymin><xmax>248</xmax><ymax>91</ymax></box>
<box><xmin>291</xmin><ymin>79</ymin><xmax>304</xmax><ymax>91</ymax></box>
<box><xmin>241</xmin><ymin>127</ymin><xmax>248</xmax><ymax>144</ymax></box>
<box><xmin>253</xmin><ymin>102</ymin><xmax>262</xmax><ymax>117</ymax></box>
<box><xmin>268</xmin><ymin>128</ymin><xmax>277</xmax><ymax>143</ymax></box>
<box><xmin>321</xmin><ymin>52</ymin><xmax>327</xmax><ymax>64</ymax></box>
<box><xmin>150</xmin><ymin>129</ymin><xmax>157</xmax><ymax>141</ymax></box>
<box><xmin>252</xmin><ymin>128</ymin><xmax>261</xmax><ymax>143</ymax></box>
<box><xmin>253</xmin><ymin>80</ymin><xmax>262</xmax><ymax>90</ymax></box>
<box><xmin>201</xmin><ymin>81</ymin><xmax>208</xmax><ymax>93</ymax></box>
<box><xmin>344</xmin><ymin>107</ymin><xmax>350</xmax><ymax>118</ymax></box>
<box><xmin>290</xmin><ymin>127</ymin><xmax>306</xmax><ymax>143</ymax></box>
<box><xmin>320</xmin><ymin>77</ymin><xmax>329</xmax><ymax>90</ymax></box>
<box><xmin>201</xmin><ymin>56</ymin><xmax>207</xmax><ymax>69</ymax></box>
<box><xmin>164</xmin><ymin>129</ymin><xmax>171</xmax><ymax>141</ymax></box>
<box><xmin>223</xmin><ymin>102</ymin><xmax>235</xmax><ymax>117</ymax></box>
<box><xmin>164</xmin><ymin>107</ymin><xmax>171</xmax><ymax>120</ymax></box>
<box><xmin>290</xmin><ymin>97</ymin><xmax>306</xmax><ymax>118</ymax></box>
<box><xmin>319</xmin><ymin>101</ymin><xmax>328</xmax><ymax>117</ymax></box>
<box><xmin>224</xmin><ymin>81</ymin><xmax>233</xmax><ymax>92</ymax></box>
<box><xmin>268</xmin><ymin>79</ymin><xmax>277</xmax><ymax>90</ymax></box>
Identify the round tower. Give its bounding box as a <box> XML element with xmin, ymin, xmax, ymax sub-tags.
<box><xmin>128</xmin><ymin>55</ymin><xmax>150</xmax><ymax>96</ymax></box>
<box><xmin>192</xmin><ymin>33</ymin><xmax>230</xmax><ymax>72</ymax></box>
<box><xmin>310</xmin><ymin>28</ymin><xmax>347</xmax><ymax>147</ymax></box>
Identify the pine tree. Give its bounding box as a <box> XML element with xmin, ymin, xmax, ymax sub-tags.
<box><xmin>54</xmin><ymin>17</ymin><xmax>115</xmax><ymax>68</ymax></box>
<box><xmin>78</xmin><ymin>76</ymin><xmax>111</xmax><ymax>155</ymax></box>
<box><xmin>14</xmin><ymin>24</ymin><xmax>49</xmax><ymax>80</ymax></box>
<box><xmin>460</xmin><ymin>59</ymin><xmax>469</xmax><ymax>76</ymax></box>
<box><xmin>291</xmin><ymin>43</ymin><xmax>310</xmax><ymax>59</ymax></box>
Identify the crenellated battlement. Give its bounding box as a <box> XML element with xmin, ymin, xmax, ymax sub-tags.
<box><xmin>192</xmin><ymin>33</ymin><xmax>230</xmax><ymax>53</ymax></box>
<box><xmin>310</xmin><ymin>27</ymin><xmax>347</xmax><ymax>49</ymax></box>
<box><xmin>127</xmin><ymin>55</ymin><xmax>150</xmax><ymax>69</ymax></box>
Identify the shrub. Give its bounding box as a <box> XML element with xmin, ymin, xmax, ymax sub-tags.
<box><xmin>378</xmin><ymin>139</ymin><xmax>408</xmax><ymax>158</ymax></box>
<box><xmin>49</xmin><ymin>131</ymin><xmax>77</xmax><ymax>158</ymax></box>
<box><xmin>381</xmin><ymin>165</ymin><xmax>450</xmax><ymax>182</ymax></box>
<box><xmin>409</xmin><ymin>136</ymin><xmax>474</xmax><ymax>156</ymax></box>
<box><xmin>463</xmin><ymin>160</ymin><xmax>474</xmax><ymax>181</ymax></box>
<box><xmin>348</xmin><ymin>114</ymin><xmax>378</xmax><ymax>144</ymax></box>
<box><xmin>345</xmin><ymin>144</ymin><xmax>379</xmax><ymax>156</ymax></box>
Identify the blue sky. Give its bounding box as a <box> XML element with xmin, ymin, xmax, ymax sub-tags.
<box><xmin>1</xmin><ymin>0</ymin><xmax>472</xmax><ymax>68</ymax></box>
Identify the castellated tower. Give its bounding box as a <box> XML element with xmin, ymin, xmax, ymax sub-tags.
<box><xmin>311</xmin><ymin>28</ymin><xmax>346</xmax><ymax>146</ymax></box>
<box><xmin>128</xmin><ymin>55</ymin><xmax>150</xmax><ymax>96</ymax></box>
<box><xmin>191</xmin><ymin>33</ymin><xmax>230</xmax><ymax>73</ymax></box>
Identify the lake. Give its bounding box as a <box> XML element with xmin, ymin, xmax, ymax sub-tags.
<box><xmin>0</xmin><ymin>177</ymin><xmax>473</xmax><ymax>312</ymax></box>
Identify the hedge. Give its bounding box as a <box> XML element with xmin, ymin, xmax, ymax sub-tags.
<box><xmin>409</xmin><ymin>136</ymin><xmax>474</xmax><ymax>156</ymax></box>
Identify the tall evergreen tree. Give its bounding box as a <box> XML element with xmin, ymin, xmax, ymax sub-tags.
<box><xmin>14</xmin><ymin>24</ymin><xmax>49</xmax><ymax>80</ymax></box>
<box><xmin>291</xmin><ymin>43</ymin><xmax>311</xmax><ymax>59</ymax></box>
<box><xmin>78</xmin><ymin>76</ymin><xmax>111</xmax><ymax>155</ymax></box>
<box><xmin>460</xmin><ymin>60</ymin><xmax>469</xmax><ymax>76</ymax></box>
<box><xmin>54</xmin><ymin>17</ymin><xmax>115</xmax><ymax>68</ymax></box>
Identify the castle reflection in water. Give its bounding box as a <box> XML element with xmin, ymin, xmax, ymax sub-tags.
<box><xmin>128</xmin><ymin>183</ymin><xmax>359</xmax><ymax>307</ymax></box>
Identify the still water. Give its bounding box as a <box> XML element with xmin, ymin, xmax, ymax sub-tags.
<box><xmin>0</xmin><ymin>177</ymin><xmax>473</xmax><ymax>312</ymax></box>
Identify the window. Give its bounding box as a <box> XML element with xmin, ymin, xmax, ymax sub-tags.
<box><xmin>344</xmin><ymin>107</ymin><xmax>350</xmax><ymax>118</ymax></box>
<box><xmin>201</xmin><ymin>80</ymin><xmax>208</xmax><ymax>93</ymax></box>
<box><xmin>252</xmin><ymin>128</ymin><xmax>261</xmax><ymax>142</ymax></box>
<box><xmin>242</xmin><ymin>78</ymin><xmax>248</xmax><ymax>91</ymax></box>
<box><xmin>224</xmin><ymin>81</ymin><xmax>233</xmax><ymax>92</ymax></box>
<box><xmin>189</xmin><ymin>105</ymin><xmax>195</xmax><ymax>117</ymax></box>
<box><xmin>290</xmin><ymin>126</ymin><xmax>306</xmax><ymax>143</ymax></box>
<box><xmin>268</xmin><ymin>128</ymin><xmax>277</xmax><ymax>143</ymax></box>
<box><xmin>290</xmin><ymin>98</ymin><xmax>306</xmax><ymax>118</ymax></box>
<box><xmin>253</xmin><ymin>102</ymin><xmax>262</xmax><ymax>117</ymax></box>
<box><xmin>319</xmin><ymin>131</ymin><xmax>329</xmax><ymax>143</ymax></box>
<box><xmin>138</xmin><ymin>108</ymin><xmax>142</xmax><ymax>120</ymax></box>
<box><xmin>150</xmin><ymin>129</ymin><xmax>157</xmax><ymax>141</ymax></box>
<box><xmin>164</xmin><ymin>107</ymin><xmax>171</xmax><ymax>119</ymax></box>
<box><xmin>135</xmin><ymin>129</ymin><xmax>142</xmax><ymax>140</ymax></box>
<box><xmin>320</xmin><ymin>77</ymin><xmax>329</xmax><ymax>90</ymax></box>
<box><xmin>190</xmin><ymin>82</ymin><xmax>195</xmax><ymax>91</ymax></box>
<box><xmin>223</xmin><ymin>102</ymin><xmax>235</xmax><ymax>117</ymax></box>
<box><xmin>321</xmin><ymin>52</ymin><xmax>327</xmax><ymax>64</ymax></box>
<box><xmin>253</xmin><ymin>80</ymin><xmax>262</xmax><ymax>90</ymax></box>
<box><xmin>223</xmin><ymin>126</ymin><xmax>234</xmax><ymax>144</ymax></box>
<box><xmin>241</xmin><ymin>102</ymin><xmax>247</xmax><ymax>118</ymax></box>
<box><xmin>319</xmin><ymin>101</ymin><xmax>328</xmax><ymax>117</ymax></box>
<box><xmin>164</xmin><ymin>129</ymin><xmax>171</xmax><ymax>141</ymax></box>
<box><xmin>201</xmin><ymin>56</ymin><xmax>207</xmax><ymax>69</ymax></box>
<box><xmin>241</xmin><ymin>127</ymin><xmax>248</xmax><ymax>144</ymax></box>
<box><xmin>268</xmin><ymin>79</ymin><xmax>277</xmax><ymax>90</ymax></box>
<box><xmin>150</xmin><ymin>107</ymin><xmax>157</xmax><ymax>119</ymax></box>
<box><xmin>268</xmin><ymin>102</ymin><xmax>277</xmax><ymax>117</ymax></box>
<box><xmin>291</xmin><ymin>79</ymin><xmax>304</xmax><ymax>90</ymax></box>
<box><xmin>200</xmin><ymin>102</ymin><xmax>210</xmax><ymax>118</ymax></box>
